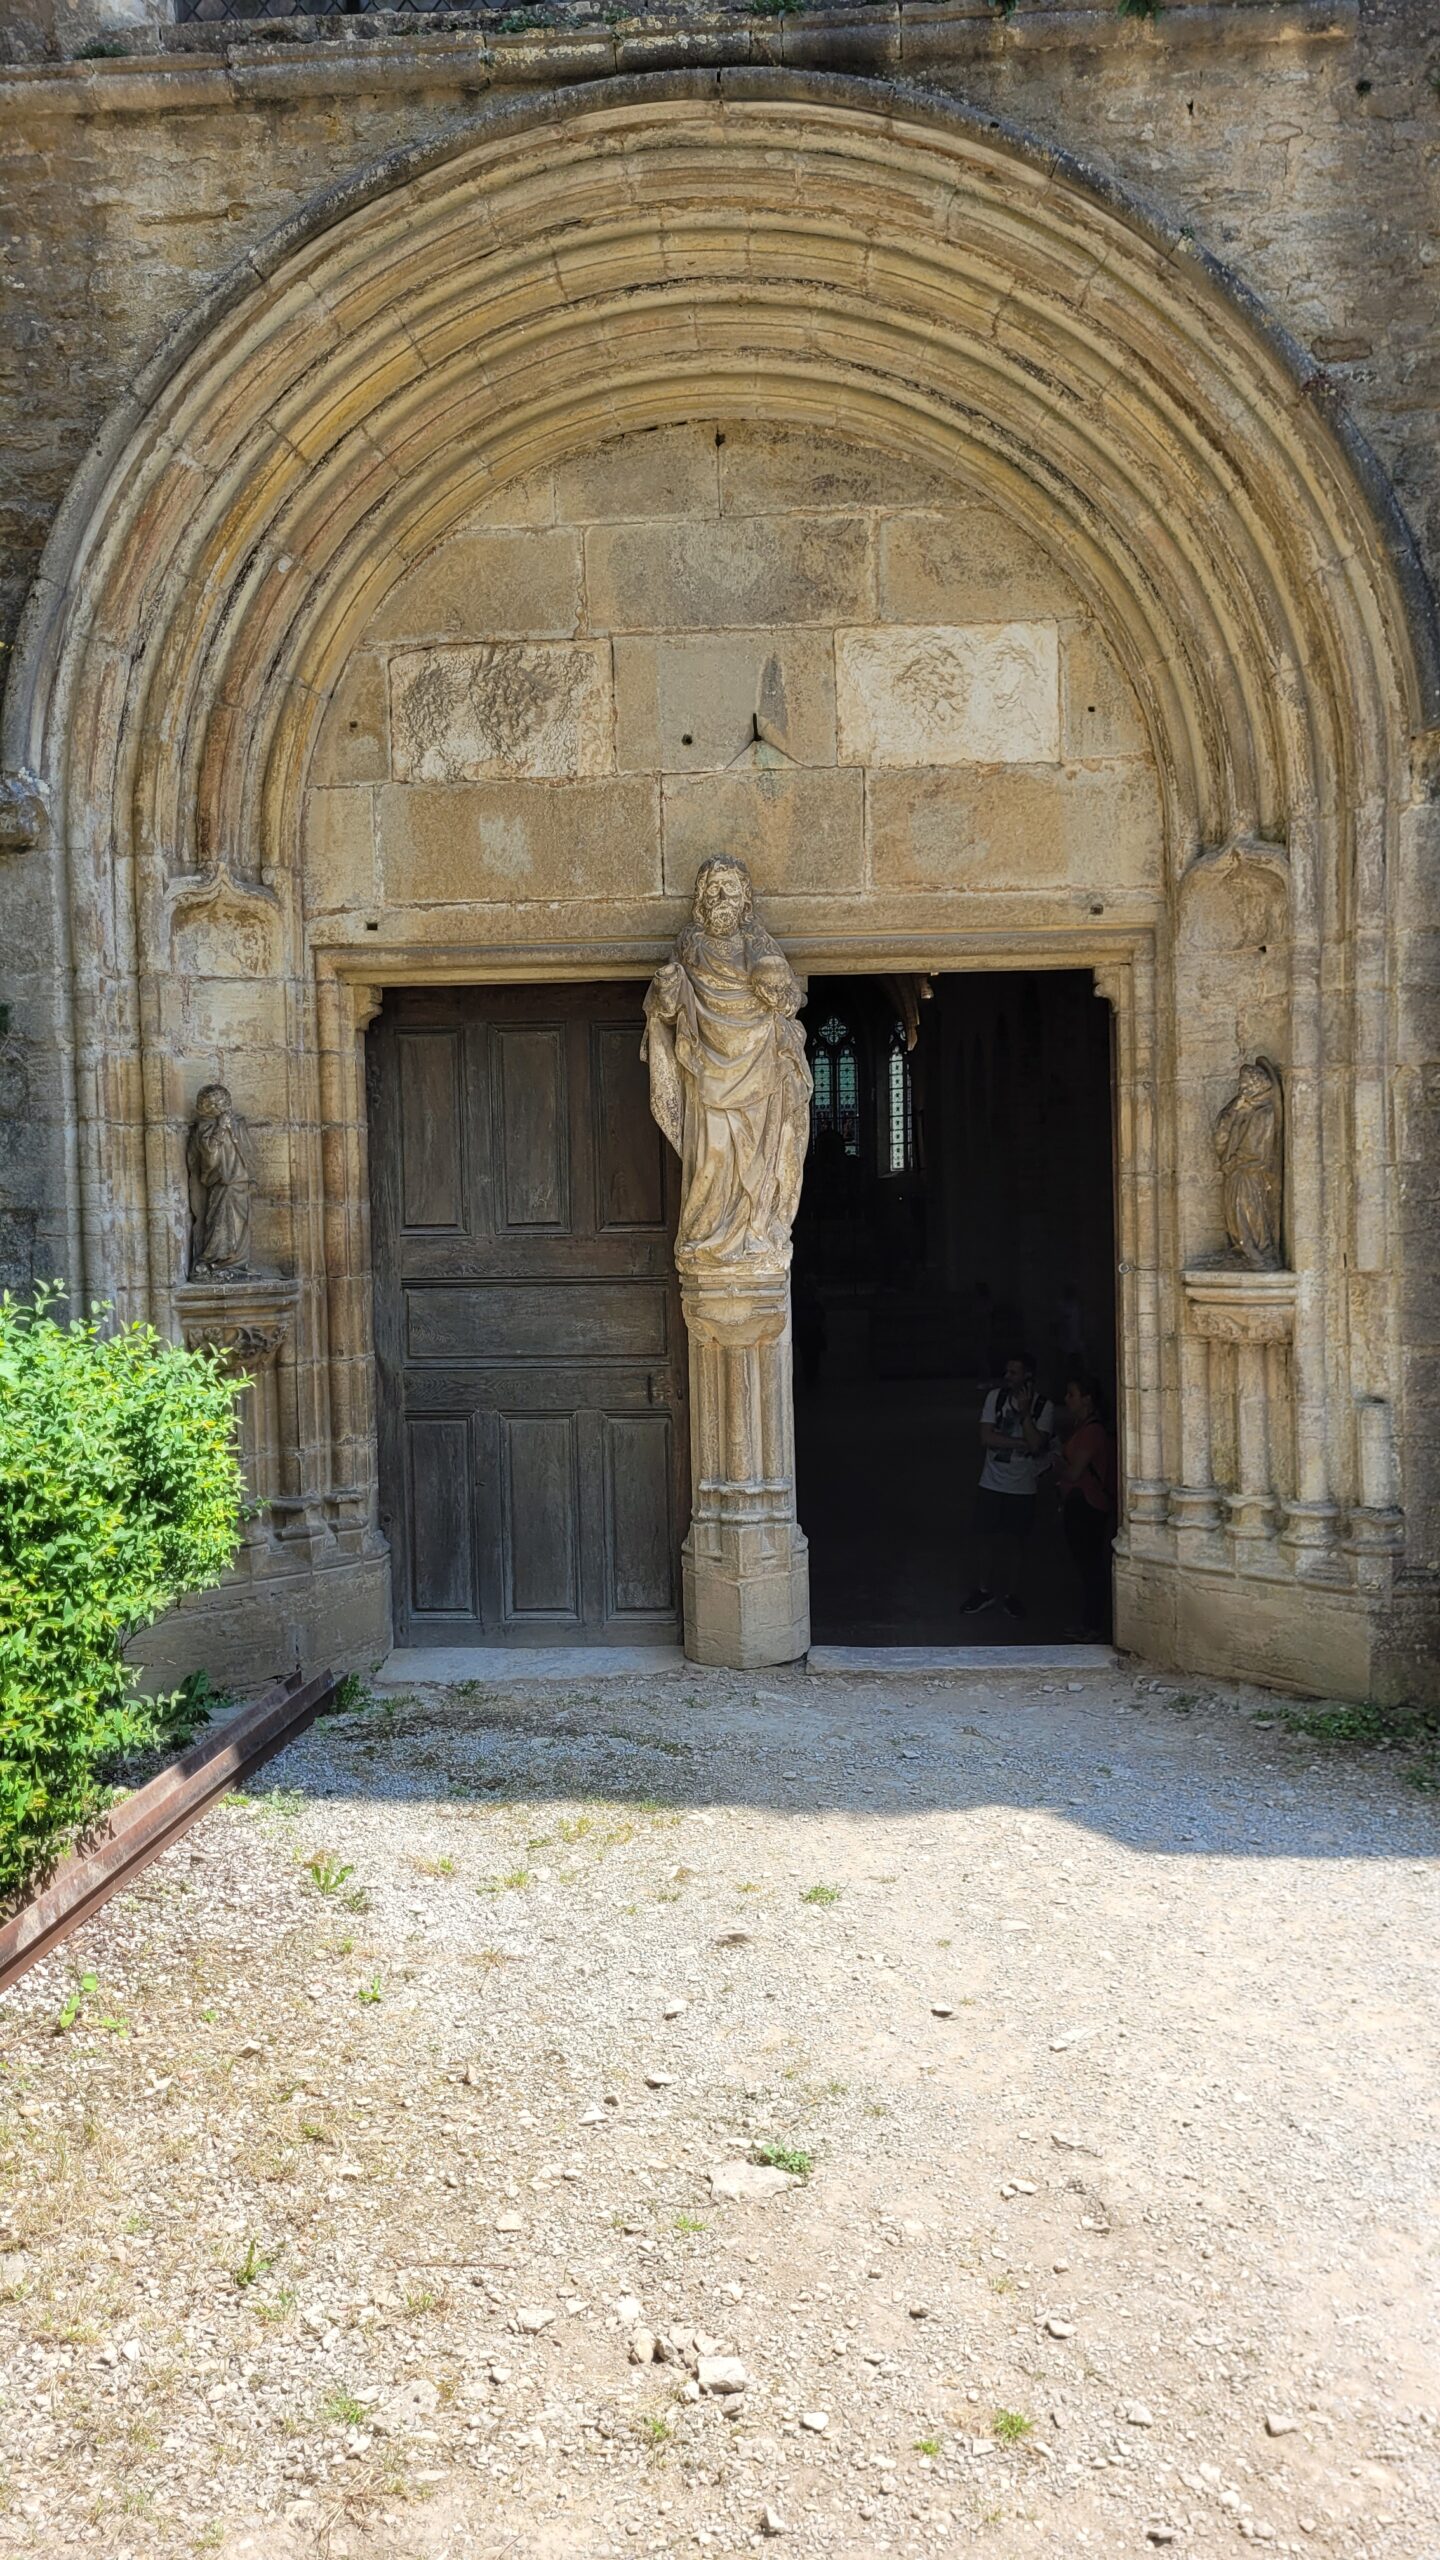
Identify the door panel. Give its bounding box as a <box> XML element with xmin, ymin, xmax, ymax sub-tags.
<box><xmin>398</xmin><ymin>1031</ymin><xmax>464</xmax><ymax>1231</ymax></box>
<box><xmin>405</xmin><ymin>1415</ymin><xmax>475</xmax><ymax>1616</ymax></box>
<box><xmin>371</xmin><ymin>985</ymin><xmax>687</xmax><ymax>1647</ymax></box>
<box><xmin>403</xmin><ymin>1280</ymin><xmax>670</xmax><ymax>1364</ymax></box>
<box><xmin>500</xmin><ymin>1413</ymin><xmax>581</xmax><ymax>1619</ymax></box>
<box><xmin>496</xmin><ymin>1025</ymin><xmax>570</xmax><ymax>1229</ymax></box>
<box><xmin>594</xmin><ymin>1025</ymin><xmax>668</xmax><ymax>1229</ymax></box>
<box><xmin>604</xmin><ymin>1413</ymin><xmax>678</xmax><ymax>1616</ymax></box>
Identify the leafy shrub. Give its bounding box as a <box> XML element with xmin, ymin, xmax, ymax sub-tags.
<box><xmin>0</xmin><ymin>1290</ymin><xmax>246</xmax><ymax>1903</ymax></box>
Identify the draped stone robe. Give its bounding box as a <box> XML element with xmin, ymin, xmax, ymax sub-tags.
<box><xmin>643</xmin><ymin>924</ymin><xmax>811</xmax><ymax>1271</ymax></box>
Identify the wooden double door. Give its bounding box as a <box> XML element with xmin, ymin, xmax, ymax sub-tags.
<box><xmin>370</xmin><ymin>986</ymin><xmax>688</xmax><ymax>1646</ymax></box>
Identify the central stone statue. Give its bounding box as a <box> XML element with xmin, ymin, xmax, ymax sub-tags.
<box><xmin>642</xmin><ymin>853</ymin><xmax>811</xmax><ymax>1272</ymax></box>
<box><xmin>642</xmin><ymin>854</ymin><xmax>811</xmax><ymax>1670</ymax></box>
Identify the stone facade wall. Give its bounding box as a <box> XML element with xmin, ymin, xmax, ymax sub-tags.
<box><xmin>0</xmin><ymin>47</ymin><xmax>1435</xmax><ymax>1701</ymax></box>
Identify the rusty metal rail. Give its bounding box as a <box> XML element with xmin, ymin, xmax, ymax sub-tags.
<box><xmin>0</xmin><ymin>1666</ymin><xmax>337</xmax><ymax>1998</ymax></box>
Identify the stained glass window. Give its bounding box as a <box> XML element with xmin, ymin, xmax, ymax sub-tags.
<box><xmin>811</xmin><ymin>1015</ymin><xmax>860</xmax><ymax>1156</ymax></box>
<box><xmin>886</xmin><ymin>1023</ymin><xmax>914</xmax><ymax>1173</ymax></box>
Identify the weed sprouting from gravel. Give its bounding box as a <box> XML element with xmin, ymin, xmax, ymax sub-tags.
<box><xmin>322</xmin><ymin>2387</ymin><xmax>366</xmax><ymax>2426</ymax></box>
<box><xmin>232</xmin><ymin>2237</ymin><xmax>277</xmax><ymax>2289</ymax></box>
<box><xmin>993</xmin><ymin>2407</ymin><xmax>1033</xmax><ymax>2442</ymax></box>
<box><xmin>800</xmin><ymin>1882</ymin><xmax>842</xmax><ymax>1906</ymax></box>
<box><xmin>754</xmin><ymin>2139</ymin><xmax>812</xmax><ymax>2177</ymax></box>
<box><xmin>306</xmin><ymin>1851</ymin><xmax>354</xmax><ymax>1897</ymax></box>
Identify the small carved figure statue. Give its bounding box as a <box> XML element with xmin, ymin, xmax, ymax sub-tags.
<box><xmin>1214</xmin><ymin>1058</ymin><xmax>1284</xmax><ymax>1270</ymax></box>
<box><xmin>187</xmin><ymin>1082</ymin><xmax>254</xmax><ymax>1279</ymax></box>
<box><xmin>642</xmin><ymin>854</ymin><xmax>812</xmax><ymax>1270</ymax></box>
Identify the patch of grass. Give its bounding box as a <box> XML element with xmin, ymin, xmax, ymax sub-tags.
<box><xmin>478</xmin><ymin>1867</ymin><xmax>533</xmax><ymax>1897</ymax></box>
<box><xmin>357</xmin><ymin>1973</ymin><xmax>384</xmax><ymax>2006</ymax></box>
<box><xmin>673</xmin><ymin>2213</ymin><xmax>706</xmax><ymax>2235</ymax></box>
<box><xmin>232</xmin><ymin>2237</ymin><xmax>277</xmax><ymax>2290</ymax></box>
<box><xmin>800</xmin><ymin>1882</ymin><xmax>841</xmax><ymax>1906</ymax></box>
<box><xmin>753</xmin><ymin>2139</ymin><xmax>812</xmax><ymax>2178</ymax></box>
<box><xmin>1279</xmin><ymin>1693</ymin><xmax>1440</xmax><ymax>1788</ymax></box>
<box><xmin>914</xmin><ymin>2434</ymin><xmax>943</xmax><ymax>2456</ymax></box>
<box><xmin>323</xmin><ymin>2387</ymin><xmax>367</xmax><ymax>2426</ymax></box>
<box><xmin>254</xmin><ymin>2286</ymin><xmax>297</xmax><ymax>2326</ymax></box>
<box><xmin>410</xmin><ymin>1852</ymin><xmax>456</xmax><ymax>1877</ymax></box>
<box><xmin>993</xmin><ymin>2407</ymin><xmax>1033</xmax><ymax>2443</ymax></box>
<box><xmin>307</xmin><ymin>1851</ymin><xmax>354</xmax><ymax>1897</ymax></box>
<box><xmin>404</xmin><ymin>2285</ymin><xmax>442</xmax><ymax>2314</ymax></box>
<box><xmin>641</xmin><ymin>2411</ymin><xmax>673</xmax><ymax>2445</ymax></box>
<box><xmin>333</xmin><ymin>1672</ymin><xmax>376</xmax><ymax>1713</ymax></box>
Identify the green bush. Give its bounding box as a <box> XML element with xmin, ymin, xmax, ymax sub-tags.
<box><xmin>0</xmin><ymin>1290</ymin><xmax>247</xmax><ymax>1904</ymax></box>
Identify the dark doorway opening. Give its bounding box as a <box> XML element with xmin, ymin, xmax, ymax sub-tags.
<box><xmin>793</xmin><ymin>971</ymin><xmax>1117</xmax><ymax>1645</ymax></box>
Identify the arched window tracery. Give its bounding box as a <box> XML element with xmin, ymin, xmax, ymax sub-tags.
<box><xmin>810</xmin><ymin>1014</ymin><xmax>861</xmax><ymax>1158</ymax></box>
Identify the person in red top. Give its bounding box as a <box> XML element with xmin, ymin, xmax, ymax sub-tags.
<box><xmin>1054</xmin><ymin>1372</ymin><xmax>1117</xmax><ymax>1640</ymax></box>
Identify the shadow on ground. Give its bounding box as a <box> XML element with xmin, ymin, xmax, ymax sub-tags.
<box><xmin>238</xmin><ymin>1667</ymin><xmax>1440</xmax><ymax>1866</ymax></box>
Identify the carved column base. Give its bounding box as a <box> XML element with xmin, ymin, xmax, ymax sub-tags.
<box><xmin>1168</xmin><ymin>1483</ymin><xmax>1228</xmax><ymax>1572</ymax></box>
<box><xmin>683</xmin><ymin>1520</ymin><xmax>810</xmax><ymax>1669</ymax></box>
<box><xmin>1224</xmin><ymin>1489</ymin><xmax>1280</xmax><ymax>1541</ymax></box>
<box><xmin>1279</xmin><ymin>1497</ymin><xmax>1349</xmax><ymax>1586</ymax></box>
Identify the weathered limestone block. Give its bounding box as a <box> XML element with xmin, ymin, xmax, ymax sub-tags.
<box><xmin>663</xmin><ymin>770</ymin><xmax>864</xmax><ymax>896</ymax></box>
<box><xmin>462</xmin><ymin>471</ymin><xmax>556</xmax><ymax>530</ymax></box>
<box><xmin>868</xmin><ymin>762</ymin><xmax>1161</xmax><ymax>890</ymax></box>
<box><xmin>836</xmin><ymin>624</ymin><xmax>1060</xmax><ymax>767</ymax></box>
<box><xmin>553</xmin><ymin>423</ymin><xmax>719</xmax><ymax>522</ymax></box>
<box><xmin>389</xmin><ymin>643</ymin><xmax>612</xmax><ymax>783</ymax></box>
<box><xmin>304</xmin><ymin>787</ymin><xmax>379</xmax><ymax>917</ymax></box>
<box><xmin>311</xmin><ymin>655</ymin><xmax>388</xmax><ymax>788</ymax></box>
<box><xmin>378</xmin><ymin>777</ymin><xmax>660</xmax><ymax>904</ymax></box>
<box><xmin>717</xmin><ymin>424</ymin><xmax>954</xmax><ymax>516</ymax></box>
<box><xmin>615</xmin><ymin>631</ymin><xmax>837</xmax><ymax>773</ymax></box>
<box><xmin>585</xmin><ymin>516</ymin><xmax>872</xmax><ymax>631</ymax></box>
<box><xmin>368</xmin><ymin>531</ymin><xmax>582</xmax><ymax>642</ymax></box>
<box><xmin>879</xmin><ymin>506</ymin><xmax>1077</xmax><ymax>623</ymax></box>
<box><xmin>1061</xmin><ymin>625</ymin><xmax>1149</xmax><ymax>761</ymax></box>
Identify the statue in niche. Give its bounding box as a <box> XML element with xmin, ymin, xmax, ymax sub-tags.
<box><xmin>1214</xmin><ymin>1058</ymin><xmax>1284</xmax><ymax>1270</ymax></box>
<box><xmin>187</xmin><ymin>1083</ymin><xmax>255</xmax><ymax>1279</ymax></box>
<box><xmin>643</xmin><ymin>854</ymin><xmax>812</xmax><ymax>1271</ymax></box>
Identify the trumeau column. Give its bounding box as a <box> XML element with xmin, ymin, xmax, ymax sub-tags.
<box><xmin>643</xmin><ymin>856</ymin><xmax>811</xmax><ymax>1668</ymax></box>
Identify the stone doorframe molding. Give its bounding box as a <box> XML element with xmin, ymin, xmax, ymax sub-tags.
<box><xmin>4</xmin><ymin>70</ymin><xmax>1438</xmax><ymax>1696</ymax></box>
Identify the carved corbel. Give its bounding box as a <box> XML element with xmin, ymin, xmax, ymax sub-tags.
<box><xmin>1179</xmin><ymin>836</ymin><xmax>1290</xmax><ymax>900</ymax></box>
<box><xmin>0</xmin><ymin>769</ymin><xmax>48</xmax><ymax>853</ymax></box>
<box><xmin>167</xmin><ymin>858</ymin><xmax>283</xmax><ymax>930</ymax></box>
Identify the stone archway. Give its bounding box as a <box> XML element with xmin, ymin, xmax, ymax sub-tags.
<box><xmin>5</xmin><ymin>72</ymin><xmax>1436</xmax><ymax>1695</ymax></box>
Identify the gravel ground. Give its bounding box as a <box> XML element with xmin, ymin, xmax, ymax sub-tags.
<box><xmin>1</xmin><ymin>1663</ymin><xmax>1437</xmax><ymax>2560</ymax></box>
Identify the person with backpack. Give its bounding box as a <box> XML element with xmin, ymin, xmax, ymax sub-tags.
<box><xmin>961</xmin><ymin>1351</ymin><xmax>1055</xmax><ymax>1622</ymax></box>
<box><xmin>1054</xmin><ymin>1371</ymin><xmax>1117</xmax><ymax>1640</ymax></box>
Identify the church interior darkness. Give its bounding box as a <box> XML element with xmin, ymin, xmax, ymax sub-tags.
<box><xmin>793</xmin><ymin>971</ymin><xmax>1118</xmax><ymax>1645</ymax></box>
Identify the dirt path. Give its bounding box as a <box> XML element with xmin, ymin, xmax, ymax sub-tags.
<box><xmin>1</xmin><ymin>1664</ymin><xmax>1437</xmax><ymax>2560</ymax></box>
